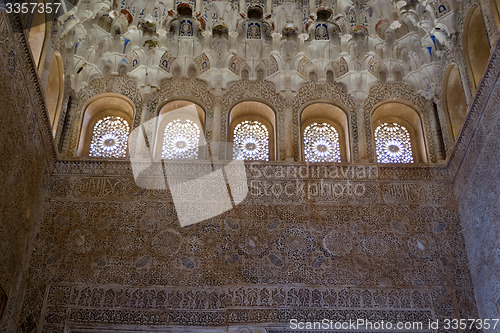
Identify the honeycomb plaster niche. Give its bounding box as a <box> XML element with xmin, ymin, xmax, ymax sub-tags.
<box><xmin>49</xmin><ymin>0</ymin><xmax>472</xmax><ymax>162</ymax></box>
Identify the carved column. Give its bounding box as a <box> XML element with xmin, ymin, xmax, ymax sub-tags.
<box><xmin>228</xmin><ymin>31</ymin><xmax>239</xmax><ymax>53</ymax></box>
<box><xmin>355</xmin><ymin>98</ymin><xmax>370</xmax><ymax>163</ymax></box>
<box><xmin>165</xmin><ymin>0</ymin><xmax>174</xmax><ymax>11</ymax></box>
<box><xmin>266</xmin><ymin>0</ymin><xmax>272</xmax><ymax>14</ymax></box>
<box><xmin>283</xmin><ymin>91</ymin><xmax>295</xmax><ymax>161</ymax></box>
<box><xmin>427</xmin><ymin>98</ymin><xmax>448</xmax><ymax>162</ymax></box>
<box><xmin>309</xmin><ymin>1</ymin><xmax>316</xmax><ymax>17</ymax></box>
<box><xmin>480</xmin><ymin>0</ymin><xmax>499</xmax><ymax>44</ymax></box>
<box><xmin>298</xmin><ymin>34</ymin><xmax>309</xmax><ymax>53</ymax></box>
<box><xmin>210</xmin><ymin>96</ymin><xmax>223</xmax><ymax>160</ymax></box>
<box><xmin>140</xmin><ymin>99</ymin><xmax>151</xmax><ymax>125</ymax></box>
<box><xmin>271</xmin><ymin>32</ymin><xmax>282</xmax><ymax>53</ymax></box>
<box><xmin>432</xmin><ymin>95</ymin><xmax>453</xmax><ymax>158</ymax></box>
<box><xmin>201</xmin><ymin>30</ymin><xmax>212</xmax><ymax>52</ymax></box>
<box><xmin>455</xmin><ymin>36</ymin><xmax>475</xmax><ymax>108</ymax></box>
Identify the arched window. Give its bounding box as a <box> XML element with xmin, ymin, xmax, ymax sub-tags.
<box><xmin>303</xmin><ymin>123</ymin><xmax>341</xmax><ymax>162</ymax></box>
<box><xmin>77</xmin><ymin>93</ymin><xmax>135</xmax><ymax>158</ymax></box>
<box><xmin>89</xmin><ymin>116</ymin><xmax>130</xmax><ymax>158</ymax></box>
<box><xmin>162</xmin><ymin>119</ymin><xmax>202</xmax><ymax>159</ymax></box>
<box><xmin>300</xmin><ymin>103</ymin><xmax>350</xmax><ymax>162</ymax></box>
<box><xmin>232</xmin><ymin>120</ymin><xmax>269</xmax><ymax>161</ymax></box>
<box><xmin>229</xmin><ymin>101</ymin><xmax>276</xmax><ymax>161</ymax></box>
<box><xmin>375</xmin><ymin>123</ymin><xmax>414</xmax><ymax>163</ymax></box>
<box><xmin>463</xmin><ymin>5</ymin><xmax>491</xmax><ymax>93</ymax></box>
<box><xmin>371</xmin><ymin>101</ymin><xmax>428</xmax><ymax>163</ymax></box>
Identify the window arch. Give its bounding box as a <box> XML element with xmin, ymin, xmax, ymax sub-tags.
<box><xmin>443</xmin><ymin>64</ymin><xmax>467</xmax><ymax>141</ymax></box>
<box><xmin>300</xmin><ymin>102</ymin><xmax>350</xmax><ymax>162</ymax></box>
<box><xmin>463</xmin><ymin>5</ymin><xmax>491</xmax><ymax>93</ymax></box>
<box><xmin>155</xmin><ymin>100</ymin><xmax>206</xmax><ymax>160</ymax></box>
<box><xmin>46</xmin><ymin>52</ymin><xmax>64</xmax><ymax>136</ymax></box>
<box><xmin>374</xmin><ymin>123</ymin><xmax>414</xmax><ymax>163</ymax></box>
<box><xmin>77</xmin><ymin>93</ymin><xmax>135</xmax><ymax>158</ymax></box>
<box><xmin>229</xmin><ymin>101</ymin><xmax>276</xmax><ymax>161</ymax></box>
<box><xmin>371</xmin><ymin>101</ymin><xmax>428</xmax><ymax>164</ymax></box>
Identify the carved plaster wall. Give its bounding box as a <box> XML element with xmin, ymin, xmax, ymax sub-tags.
<box><xmin>14</xmin><ymin>161</ymin><xmax>479</xmax><ymax>332</ymax></box>
<box><xmin>0</xmin><ymin>12</ymin><xmax>53</xmax><ymax>331</ymax></box>
<box><xmin>1</xmin><ymin>2</ymin><xmax>500</xmax><ymax>332</ymax></box>
<box><xmin>450</xmin><ymin>40</ymin><xmax>500</xmax><ymax>322</ymax></box>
